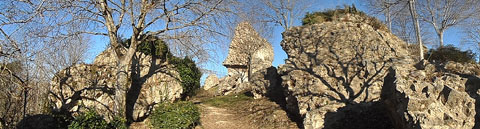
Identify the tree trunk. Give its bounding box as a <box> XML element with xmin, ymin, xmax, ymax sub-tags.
<box><xmin>408</xmin><ymin>0</ymin><xmax>424</xmax><ymax>60</ymax></box>
<box><xmin>385</xmin><ymin>0</ymin><xmax>392</xmax><ymax>30</ymax></box>
<box><xmin>439</xmin><ymin>30</ymin><xmax>444</xmax><ymax>47</ymax></box>
<box><xmin>114</xmin><ymin>42</ymin><xmax>138</xmax><ymax>119</ymax></box>
<box><xmin>247</xmin><ymin>55</ymin><xmax>252</xmax><ymax>82</ymax></box>
<box><xmin>23</xmin><ymin>89</ymin><xmax>27</xmax><ymax>119</ymax></box>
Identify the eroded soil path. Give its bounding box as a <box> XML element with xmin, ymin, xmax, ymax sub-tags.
<box><xmin>195</xmin><ymin>104</ymin><xmax>256</xmax><ymax>129</ymax></box>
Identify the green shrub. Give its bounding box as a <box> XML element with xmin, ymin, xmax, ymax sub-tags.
<box><xmin>302</xmin><ymin>5</ymin><xmax>387</xmax><ymax>31</ymax></box>
<box><xmin>426</xmin><ymin>45</ymin><xmax>476</xmax><ymax>63</ymax></box>
<box><xmin>150</xmin><ymin>101</ymin><xmax>200</xmax><ymax>129</ymax></box>
<box><xmin>67</xmin><ymin>110</ymin><xmax>127</xmax><ymax>129</ymax></box>
<box><xmin>121</xmin><ymin>35</ymin><xmax>202</xmax><ymax>99</ymax></box>
<box><xmin>120</xmin><ymin>35</ymin><xmax>171</xmax><ymax>59</ymax></box>
<box><xmin>68</xmin><ymin>110</ymin><xmax>109</xmax><ymax>129</ymax></box>
<box><xmin>170</xmin><ymin>56</ymin><xmax>202</xmax><ymax>99</ymax></box>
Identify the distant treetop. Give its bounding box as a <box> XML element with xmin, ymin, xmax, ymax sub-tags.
<box><xmin>302</xmin><ymin>5</ymin><xmax>388</xmax><ymax>31</ymax></box>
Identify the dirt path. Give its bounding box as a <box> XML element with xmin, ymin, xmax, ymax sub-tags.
<box><xmin>195</xmin><ymin>104</ymin><xmax>256</xmax><ymax>129</ymax></box>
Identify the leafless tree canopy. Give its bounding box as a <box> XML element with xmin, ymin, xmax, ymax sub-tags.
<box><xmin>417</xmin><ymin>0</ymin><xmax>480</xmax><ymax>47</ymax></box>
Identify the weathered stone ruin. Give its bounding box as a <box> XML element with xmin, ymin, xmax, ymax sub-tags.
<box><xmin>215</xmin><ymin>22</ymin><xmax>277</xmax><ymax>97</ymax></box>
<box><xmin>203</xmin><ymin>74</ymin><xmax>219</xmax><ymax>90</ymax></box>
<box><xmin>49</xmin><ymin>47</ymin><xmax>183</xmax><ymax>120</ymax></box>
<box><xmin>279</xmin><ymin>14</ymin><xmax>410</xmax><ymax>129</ymax></box>
<box><xmin>222</xmin><ymin>22</ymin><xmax>274</xmax><ymax>78</ymax></box>
<box><xmin>278</xmin><ymin>13</ymin><xmax>480</xmax><ymax>129</ymax></box>
<box><xmin>382</xmin><ymin>61</ymin><xmax>477</xmax><ymax>129</ymax></box>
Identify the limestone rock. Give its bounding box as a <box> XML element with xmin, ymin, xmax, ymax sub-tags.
<box><xmin>49</xmin><ymin>47</ymin><xmax>183</xmax><ymax>120</ymax></box>
<box><xmin>381</xmin><ymin>63</ymin><xmax>476</xmax><ymax>129</ymax></box>
<box><xmin>223</xmin><ymin>21</ymin><xmax>274</xmax><ymax>78</ymax></box>
<box><xmin>250</xmin><ymin>67</ymin><xmax>282</xmax><ymax>99</ymax></box>
<box><xmin>216</xmin><ymin>74</ymin><xmax>250</xmax><ymax>95</ymax></box>
<box><xmin>203</xmin><ymin>74</ymin><xmax>219</xmax><ymax>90</ymax></box>
<box><xmin>216</xmin><ymin>22</ymin><xmax>275</xmax><ymax>96</ymax></box>
<box><xmin>444</xmin><ymin>61</ymin><xmax>480</xmax><ymax>76</ymax></box>
<box><xmin>278</xmin><ymin>14</ymin><xmax>412</xmax><ymax>128</ymax></box>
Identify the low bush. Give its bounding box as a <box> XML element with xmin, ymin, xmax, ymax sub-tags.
<box><xmin>302</xmin><ymin>5</ymin><xmax>387</xmax><ymax>31</ymax></box>
<box><xmin>67</xmin><ymin>110</ymin><xmax>126</xmax><ymax>129</ymax></box>
<box><xmin>170</xmin><ymin>56</ymin><xmax>202</xmax><ymax>99</ymax></box>
<box><xmin>149</xmin><ymin>101</ymin><xmax>200</xmax><ymax>129</ymax></box>
<box><xmin>426</xmin><ymin>45</ymin><xmax>476</xmax><ymax>63</ymax></box>
<box><xmin>121</xmin><ymin>35</ymin><xmax>202</xmax><ymax>99</ymax></box>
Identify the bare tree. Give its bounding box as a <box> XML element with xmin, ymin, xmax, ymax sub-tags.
<box><xmin>0</xmin><ymin>0</ymin><xmax>93</xmax><ymax>127</ymax></box>
<box><xmin>365</xmin><ymin>0</ymin><xmax>405</xmax><ymax>30</ymax></box>
<box><xmin>260</xmin><ymin>0</ymin><xmax>313</xmax><ymax>30</ymax></box>
<box><xmin>408</xmin><ymin>0</ymin><xmax>424</xmax><ymax>60</ymax></box>
<box><xmin>417</xmin><ymin>0</ymin><xmax>480</xmax><ymax>47</ymax></box>
<box><xmin>48</xmin><ymin>0</ymin><xmax>232</xmax><ymax>121</ymax></box>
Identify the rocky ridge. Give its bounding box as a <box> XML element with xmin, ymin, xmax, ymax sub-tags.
<box><xmin>49</xmin><ymin>47</ymin><xmax>183</xmax><ymax>120</ymax></box>
<box><xmin>278</xmin><ymin>14</ymin><xmax>480</xmax><ymax>129</ymax></box>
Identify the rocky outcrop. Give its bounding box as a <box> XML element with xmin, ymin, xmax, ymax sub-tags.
<box><xmin>203</xmin><ymin>74</ymin><xmax>219</xmax><ymax>90</ymax></box>
<box><xmin>217</xmin><ymin>22</ymin><xmax>275</xmax><ymax>96</ymax></box>
<box><xmin>278</xmin><ymin>14</ymin><xmax>411</xmax><ymax>128</ymax></box>
<box><xmin>250</xmin><ymin>67</ymin><xmax>282</xmax><ymax>99</ymax></box>
<box><xmin>382</xmin><ymin>62</ymin><xmax>477</xmax><ymax>129</ymax></box>
<box><xmin>222</xmin><ymin>21</ymin><xmax>274</xmax><ymax>78</ymax></box>
<box><xmin>216</xmin><ymin>74</ymin><xmax>249</xmax><ymax>95</ymax></box>
<box><xmin>49</xmin><ymin>47</ymin><xmax>183</xmax><ymax>120</ymax></box>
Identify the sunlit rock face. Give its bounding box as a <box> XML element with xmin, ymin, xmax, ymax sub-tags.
<box><xmin>49</xmin><ymin>47</ymin><xmax>182</xmax><ymax>120</ymax></box>
<box><xmin>217</xmin><ymin>22</ymin><xmax>275</xmax><ymax>96</ymax></box>
<box><xmin>382</xmin><ymin>62</ymin><xmax>477</xmax><ymax>129</ymax></box>
<box><xmin>278</xmin><ymin>14</ymin><xmax>412</xmax><ymax>129</ymax></box>
<box><xmin>203</xmin><ymin>74</ymin><xmax>219</xmax><ymax>90</ymax></box>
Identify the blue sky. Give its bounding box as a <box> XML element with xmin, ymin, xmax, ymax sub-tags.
<box><xmin>85</xmin><ymin>0</ymin><xmax>471</xmax><ymax>84</ymax></box>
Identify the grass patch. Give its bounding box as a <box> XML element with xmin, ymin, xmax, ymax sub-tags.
<box><xmin>203</xmin><ymin>93</ymin><xmax>253</xmax><ymax>108</ymax></box>
<box><xmin>150</xmin><ymin>101</ymin><xmax>200</xmax><ymax>129</ymax></box>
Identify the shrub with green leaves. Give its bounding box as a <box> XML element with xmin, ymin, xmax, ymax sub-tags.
<box><xmin>67</xmin><ymin>110</ymin><xmax>127</xmax><ymax>129</ymax></box>
<box><xmin>149</xmin><ymin>101</ymin><xmax>200</xmax><ymax>129</ymax></box>
<box><xmin>302</xmin><ymin>5</ymin><xmax>386</xmax><ymax>31</ymax></box>
<box><xmin>120</xmin><ymin>35</ymin><xmax>171</xmax><ymax>59</ymax></box>
<box><xmin>170</xmin><ymin>56</ymin><xmax>202</xmax><ymax>99</ymax></box>
<box><xmin>426</xmin><ymin>45</ymin><xmax>476</xmax><ymax>63</ymax></box>
<box><xmin>121</xmin><ymin>35</ymin><xmax>202</xmax><ymax>99</ymax></box>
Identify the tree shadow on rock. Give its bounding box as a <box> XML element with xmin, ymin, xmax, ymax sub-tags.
<box><xmin>323</xmin><ymin>102</ymin><xmax>393</xmax><ymax>129</ymax></box>
<box><xmin>463</xmin><ymin>75</ymin><xmax>480</xmax><ymax>129</ymax></box>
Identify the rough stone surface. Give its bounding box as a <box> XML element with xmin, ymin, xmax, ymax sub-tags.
<box><xmin>278</xmin><ymin>14</ymin><xmax>412</xmax><ymax>129</ymax></box>
<box><xmin>216</xmin><ymin>22</ymin><xmax>275</xmax><ymax>96</ymax></box>
<box><xmin>250</xmin><ymin>67</ymin><xmax>282</xmax><ymax>99</ymax></box>
<box><xmin>216</xmin><ymin>74</ymin><xmax>250</xmax><ymax>96</ymax></box>
<box><xmin>382</xmin><ymin>62</ymin><xmax>476</xmax><ymax>129</ymax></box>
<box><xmin>49</xmin><ymin>47</ymin><xmax>183</xmax><ymax>120</ymax></box>
<box><xmin>223</xmin><ymin>22</ymin><xmax>274</xmax><ymax>78</ymax></box>
<box><xmin>203</xmin><ymin>74</ymin><xmax>219</xmax><ymax>90</ymax></box>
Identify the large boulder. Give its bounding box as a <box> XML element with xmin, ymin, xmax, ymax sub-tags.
<box><xmin>278</xmin><ymin>14</ymin><xmax>411</xmax><ymax>128</ymax></box>
<box><xmin>203</xmin><ymin>74</ymin><xmax>219</xmax><ymax>90</ymax></box>
<box><xmin>216</xmin><ymin>74</ymin><xmax>249</xmax><ymax>95</ymax></box>
<box><xmin>381</xmin><ymin>62</ymin><xmax>477</xmax><ymax>129</ymax></box>
<box><xmin>250</xmin><ymin>66</ymin><xmax>282</xmax><ymax>99</ymax></box>
<box><xmin>222</xmin><ymin>21</ymin><xmax>274</xmax><ymax>78</ymax></box>
<box><xmin>49</xmin><ymin>47</ymin><xmax>183</xmax><ymax>120</ymax></box>
<box><xmin>217</xmin><ymin>22</ymin><xmax>275</xmax><ymax>95</ymax></box>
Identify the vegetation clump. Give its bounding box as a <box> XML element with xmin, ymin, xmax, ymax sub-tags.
<box><xmin>121</xmin><ymin>35</ymin><xmax>202</xmax><ymax>99</ymax></box>
<box><xmin>170</xmin><ymin>56</ymin><xmax>202</xmax><ymax>99</ymax></box>
<box><xmin>149</xmin><ymin>101</ymin><xmax>200</xmax><ymax>129</ymax></box>
<box><xmin>67</xmin><ymin>109</ymin><xmax>126</xmax><ymax>129</ymax></box>
<box><xmin>302</xmin><ymin>5</ymin><xmax>387</xmax><ymax>31</ymax></box>
<box><xmin>426</xmin><ymin>45</ymin><xmax>476</xmax><ymax>63</ymax></box>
